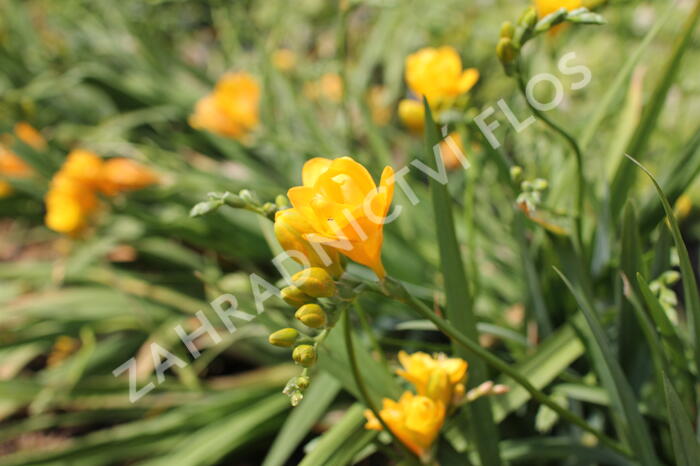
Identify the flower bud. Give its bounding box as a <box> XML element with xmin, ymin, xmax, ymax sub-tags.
<box><xmin>295</xmin><ymin>303</ymin><xmax>327</xmax><ymax>328</ymax></box>
<box><xmin>500</xmin><ymin>21</ymin><xmax>515</xmax><ymax>39</ymax></box>
<box><xmin>398</xmin><ymin>99</ymin><xmax>425</xmax><ymax>133</ymax></box>
<box><xmin>281</xmin><ymin>286</ymin><xmax>314</xmax><ymax>307</ymax></box>
<box><xmin>518</xmin><ymin>7</ymin><xmax>537</xmax><ymax>30</ymax></box>
<box><xmin>239</xmin><ymin>189</ymin><xmax>258</xmax><ymax>205</ymax></box>
<box><xmin>268</xmin><ymin>328</ymin><xmax>299</xmax><ymax>347</ymax></box>
<box><xmin>297</xmin><ymin>375</ymin><xmax>311</xmax><ymax>389</ymax></box>
<box><xmin>497</xmin><ymin>37</ymin><xmax>518</xmax><ymax>66</ymax></box>
<box><xmin>510</xmin><ymin>166</ymin><xmax>523</xmax><ymax>182</ymax></box>
<box><xmin>292</xmin><ymin>267</ymin><xmax>336</xmax><ymax>298</ymax></box>
<box><xmin>292</xmin><ymin>344</ymin><xmax>317</xmax><ymax>367</ymax></box>
<box><xmin>532</xmin><ymin>178</ymin><xmax>549</xmax><ymax>191</ymax></box>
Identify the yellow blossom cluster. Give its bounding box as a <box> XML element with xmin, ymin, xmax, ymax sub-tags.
<box><xmin>45</xmin><ymin>150</ymin><xmax>157</xmax><ymax>235</ymax></box>
<box><xmin>364</xmin><ymin>351</ymin><xmax>468</xmax><ymax>459</ymax></box>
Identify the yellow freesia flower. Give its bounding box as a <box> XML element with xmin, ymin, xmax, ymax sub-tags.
<box><xmin>534</xmin><ymin>0</ymin><xmax>582</xmax><ymax>18</ymax></box>
<box><xmin>396</xmin><ymin>351</ymin><xmax>468</xmax><ymax>407</ymax></box>
<box><xmin>364</xmin><ymin>391</ymin><xmax>446</xmax><ymax>459</ymax></box>
<box><xmin>400</xmin><ymin>46</ymin><xmax>479</xmax><ymax>131</ymax></box>
<box><xmin>272</xmin><ymin>48</ymin><xmax>296</xmax><ymax>72</ymax></box>
<box><xmin>189</xmin><ymin>72</ymin><xmax>260</xmax><ymax>140</ymax></box>
<box><xmin>280</xmin><ymin>157</ymin><xmax>394</xmax><ymax>279</ymax></box>
<box><xmin>274</xmin><ymin>208</ymin><xmax>344</xmax><ymax>278</ymax></box>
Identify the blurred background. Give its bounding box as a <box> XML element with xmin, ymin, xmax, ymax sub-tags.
<box><xmin>1</xmin><ymin>0</ymin><xmax>700</xmax><ymax>465</ymax></box>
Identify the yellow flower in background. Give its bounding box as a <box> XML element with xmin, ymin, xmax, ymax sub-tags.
<box><xmin>189</xmin><ymin>72</ymin><xmax>260</xmax><ymax>140</ymax></box>
<box><xmin>0</xmin><ymin>122</ymin><xmax>46</xmax><ymax>197</ymax></box>
<box><xmin>272</xmin><ymin>48</ymin><xmax>297</xmax><ymax>72</ymax></box>
<box><xmin>45</xmin><ymin>149</ymin><xmax>157</xmax><ymax>235</ymax></box>
<box><xmin>396</xmin><ymin>351</ymin><xmax>468</xmax><ymax>407</ymax></box>
<box><xmin>99</xmin><ymin>158</ymin><xmax>159</xmax><ymax>196</ymax></box>
<box><xmin>440</xmin><ymin>132</ymin><xmax>467</xmax><ymax>171</ymax></box>
<box><xmin>281</xmin><ymin>157</ymin><xmax>394</xmax><ymax>279</ymax></box>
<box><xmin>405</xmin><ymin>46</ymin><xmax>479</xmax><ymax>104</ymax></box>
<box><xmin>274</xmin><ymin>208</ymin><xmax>344</xmax><ymax>278</ymax></box>
<box><xmin>364</xmin><ymin>391</ymin><xmax>446</xmax><ymax>458</ymax></box>
<box><xmin>534</xmin><ymin>0</ymin><xmax>582</xmax><ymax>18</ymax></box>
<box><xmin>399</xmin><ymin>46</ymin><xmax>479</xmax><ymax>132</ymax></box>
<box><xmin>368</xmin><ymin>85</ymin><xmax>392</xmax><ymax>126</ymax></box>
<box><xmin>303</xmin><ymin>73</ymin><xmax>344</xmax><ymax>103</ymax></box>
<box><xmin>14</xmin><ymin>122</ymin><xmax>47</xmax><ymax>150</ymax></box>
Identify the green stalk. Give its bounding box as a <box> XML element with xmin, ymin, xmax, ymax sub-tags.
<box><xmin>377</xmin><ymin>277</ymin><xmax>632</xmax><ymax>459</ymax></box>
<box><xmin>342</xmin><ymin>307</ymin><xmax>421</xmax><ymax>465</ymax></box>
<box><xmin>515</xmin><ymin>71</ymin><xmax>585</xmax><ymax>253</ymax></box>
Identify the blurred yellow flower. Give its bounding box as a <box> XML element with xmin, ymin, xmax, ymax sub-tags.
<box><xmin>14</xmin><ymin>122</ymin><xmax>47</xmax><ymax>150</ymax></box>
<box><xmin>440</xmin><ymin>132</ymin><xmax>467</xmax><ymax>171</ymax></box>
<box><xmin>189</xmin><ymin>72</ymin><xmax>260</xmax><ymax>140</ymax></box>
<box><xmin>45</xmin><ymin>149</ymin><xmax>157</xmax><ymax>235</ymax></box>
<box><xmin>396</xmin><ymin>351</ymin><xmax>468</xmax><ymax>407</ymax></box>
<box><xmin>272</xmin><ymin>48</ymin><xmax>297</xmax><ymax>72</ymax></box>
<box><xmin>99</xmin><ymin>158</ymin><xmax>159</xmax><ymax>196</ymax></box>
<box><xmin>364</xmin><ymin>391</ymin><xmax>446</xmax><ymax>459</ymax></box>
<box><xmin>0</xmin><ymin>122</ymin><xmax>46</xmax><ymax>197</ymax></box>
<box><xmin>303</xmin><ymin>73</ymin><xmax>344</xmax><ymax>103</ymax></box>
<box><xmin>368</xmin><ymin>85</ymin><xmax>392</xmax><ymax>126</ymax></box>
<box><xmin>400</xmin><ymin>46</ymin><xmax>479</xmax><ymax>131</ymax></box>
<box><xmin>534</xmin><ymin>0</ymin><xmax>582</xmax><ymax>18</ymax></box>
<box><xmin>282</xmin><ymin>157</ymin><xmax>394</xmax><ymax>278</ymax></box>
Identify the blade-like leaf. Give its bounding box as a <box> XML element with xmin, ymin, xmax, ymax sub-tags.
<box><xmin>555</xmin><ymin>268</ymin><xmax>659</xmax><ymax>465</ymax></box>
<box><xmin>663</xmin><ymin>373</ymin><xmax>700</xmax><ymax>466</ymax></box>
<box><xmin>423</xmin><ymin>99</ymin><xmax>501</xmax><ymax>465</ymax></box>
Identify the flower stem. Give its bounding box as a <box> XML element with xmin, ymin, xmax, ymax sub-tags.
<box><xmin>342</xmin><ymin>306</ymin><xmax>422</xmax><ymax>465</ymax></box>
<box><xmin>515</xmin><ymin>70</ymin><xmax>585</xmax><ymax>254</ymax></box>
<box><xmin>377</xmin><ymin>277</ymin><xmax>632</xmax><ymax>459</ymax></box>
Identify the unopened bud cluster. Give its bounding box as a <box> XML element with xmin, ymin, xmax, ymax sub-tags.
<box><xmin>496</xmin><ymin>5</ymin><xmax>606</xmax><ymax>75</ymax></box>
<box><xmin>190</xmin><ymin>189</ymin><xmax>286</xmax><ymax>220</ymax></box>
<box><xmin>516</xmin><ymin>177</ymin><xmax>549</xmax><ymax>213</ymax></box>
<box><xmin>269</xmin><ymin>267</ymin><xmax>338</xmax><ymax>406</ymax></box>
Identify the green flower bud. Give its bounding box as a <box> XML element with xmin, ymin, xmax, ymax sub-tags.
<box><xmin>500</xmin><ymin>21</ymin><xmax>515</xmax><ymax>39</ymax></box>
<box><xmin>292</xmin><ymin>344</ymin><xmax>317</xmax><ymax>367</ymax></box>
<box><xmin>532</xmin><ymin>178</ymin><xmax>549</xmax><ymax>191</ymax></box>
<box><xmin>275</xmin><ymin>194</ymin><xmax>289</xmax><ymax>208</ymax></box>
<box><xmin>292</xmin><ymin>267</ymin><xmax>336</xmax><ymax>298</ymax></box>
<box><xmin>268</xmin><ymin>328</ymin><xmax>299</xmax><ymax>347</ymax></box>
<box><xmin>281</xmin><ymin>286</ymin><xmax>314</xmax><ymax>307</ymax></box>
<box><xmin>518</xmin><ymin>7</ymin><xmax>537</xmax><ymax>30</ymax></box>
<box><xmin>297</xmin><ymin>376</ymin><xmax>311</xmax><ymax>389</ymax></box>
<box><xmin>510</xmin><ymin>166</ymin><xmax>523</xmax><ymax>182</ymax></box>
<box><xmin>496</xmin><ymin>37</ymin><xmax>518</xmax><ymax>66</ymax></box>
<box><xmin>295</xmin><ymin>304</ymin><xmax>327</xmax><ymax>328</ymax></box>
<box><xmin>239</xmin><ymin>189</ymin><xmax>259</xmax><ymax>205</ymax></box>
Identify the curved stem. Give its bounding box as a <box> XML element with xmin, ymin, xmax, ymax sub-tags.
<box><xmin>377</xmin><ymin>277</ymin><xmax>632</xmax><ymax>459</ymax></box>
<box><xmin>342</xmin><ymin>307</ymin><xmax>421</xmax><ymax>465</ymax></box>
<box><xmin>516</xmin><ymin>71</ymin><xmax>585</xmax><ymax>253</ymax></box>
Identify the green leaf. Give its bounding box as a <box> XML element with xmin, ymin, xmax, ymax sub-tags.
<box><xmin>263</xmin><ymin>372</ymin><xmax>341</xmax><ymax>466</ymax></box>
<box><xmin>627</xmin><ymin>156</ymin><xmax>700</xmax><ymax>372</ymax></box>
<box><xmin>555</xmin><ymin>268</ymin><xmax>659</xmax><ymax>465</ymax></box>
<box><xmin>298</xmin><ymin>404</ymin><xmax>372</xmax><ymax>466</ymax></box>
<box><xmin>663</xmin><ymin>373</ymin><xmax>700</xmax><ymax>466</ymax></box>
<box><xmin>423</xmin><ymin>99</ymin><xmax>501</xmax><ymax>465</ymax></box>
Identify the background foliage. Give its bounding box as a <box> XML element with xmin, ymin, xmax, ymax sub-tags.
<box><xmin>1</xmin><ymin>0</ymin><xmax>700</xmax><ymax>464</ymax></box>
